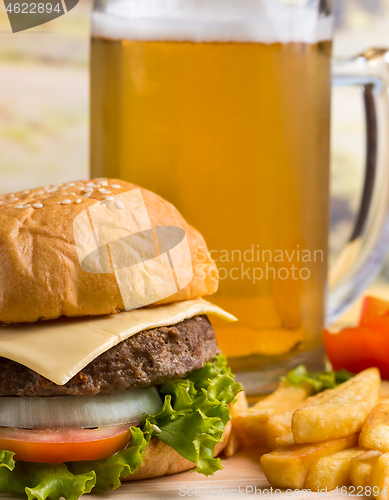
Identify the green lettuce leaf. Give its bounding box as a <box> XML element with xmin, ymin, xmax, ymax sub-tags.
<box><xmin>282</xmin><ymin>364</ymin><xmax>354</xmax><ymax>393</ymax></box>
<box><xmin>0</xmin><ymin>354</ymin><xmax>240</xmax><ymax>500</ymax></box>
<box><xmin>68</xmin><ymin>425</ymin><xmax>149</xmax><ymax>491</ymax></box>
<box><xmin>146</xmin><ymin>358</ymin><xmax>240</xmax><ymax>476</ymax></box>
<box><xmin>0</xmin><ymin>452</ymin><xmax>95</xmax><ymax>500</ymax></box>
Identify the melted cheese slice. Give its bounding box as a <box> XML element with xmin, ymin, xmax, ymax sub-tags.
<box><xmin>0</xmin><ymin>299</ymin><xmax>236</xmax><ymax>385</ymax></box>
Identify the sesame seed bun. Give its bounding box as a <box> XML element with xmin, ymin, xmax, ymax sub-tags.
<box><xmin>0</xmin><ymin>178</ymin><xmax>218</xmax><ymax>323</ymax></box>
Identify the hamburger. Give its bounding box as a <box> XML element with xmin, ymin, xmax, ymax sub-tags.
<box><xmin>0</xmin><ymin>178</ymin><xmax>240</xmax><ymax>499</ymax></box>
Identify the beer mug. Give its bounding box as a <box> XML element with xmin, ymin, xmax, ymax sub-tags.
<box><xmin>90</xmin><ymin>0</ymin><xmax>389</xmax><ymax>394</ymax></box>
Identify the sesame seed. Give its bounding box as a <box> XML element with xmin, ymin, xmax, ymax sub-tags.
<box><xmin>35</xmin><ymin>191</ymin><xmax>44</xmax><ymax>195</ymax></box>
<box><xmin>83</xmin><ymin>187</ymin><xmax>93</xmax><ymax>192</ymax></box>
<box><xmin>104</xmin><ymin>196</ymin><xmax>114</xmax><ymax>201</ymax></box>
<box><xmin>60</xmin><ymin>199</ymin><xmax>71</xmax><ymax>205</ymax></box>
<box><xmin>0</xmin><ymin>202</ymin><xmax>3</xmax><ymax>205</ymax></box>
<box><xmin>23</xmin><ymin>204</ymin><xmax>31</xmax><ymax>208</ymax></box>
<box><xmin>32</xmin><ymin>203</ymin><xmax>43</xmax><ymax>209</ymax></box>
<box><xmin>116</xmin><ymin>201</ymin><xmax>125</xmax><ymax>209</ymax></box>
<box><xmin>70</xmin><ymin>192</ymin><xmax>76</xmax><ymax>195</ymax></box>
<box><xmin>99</xmin><ymin>188</ymin><xmax>111</xmax><ymax>194</ymax></box>
<box><xmin>98</xmin><ymin>181</ymin><xmax>108</xmax><ymax>186</ymax></box>
<box><xmin>112</xmin><ymin>184</ymin><xmax>121</xmax><ymax>188</ymax></box>
<box><xmin>75</xmin><ymin>198</ymin><xmax>82</xmax><ymax>204</ymax></box>
<box><xmin>9</xmin><ymin>194</ymin><xmax>16</xmax><ymax>198</ymax></box>
<box><xmin>15</xmin><ymin>205</ymin><xmax>24</xmax><ymax>209</ymax></box>
<box><xmin>151</xmin><ymin>424</ymin><xmax>161</xmax><ymax>433</ymax></box>
<box><xmin>86</xmin><ymin>182</ymin><xmax>94</xmax><ymax>187</ymax></box>
<box><xmin>23</xmin><ymin>190</ymin><xmax>30</xmax><ymax>195</ymax></box>
<box><xmin>83</xmin><ymin>192</ymin><xmax>92</xmax><ymax>198</ymax></box>
<box><xmin>66</xmin><ymin>183</ymin><xmax>75</xmax><ymax>187</ymax></box>
<box><xmin>48</xmin><ymin>188</ymin><xmax>58</xmax><ymax>193</ymax></box>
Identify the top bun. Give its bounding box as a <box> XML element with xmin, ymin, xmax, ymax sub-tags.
<box><xmin>0</xmin><ymin>179</ymin><xmax>218</xmax><ymax>323</ymax></box>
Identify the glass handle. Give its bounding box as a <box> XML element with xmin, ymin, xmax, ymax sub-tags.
<box><xmin>327</xmin><ymin>48</ymin><xmax>389</xmax><ymax>324</ymax></box>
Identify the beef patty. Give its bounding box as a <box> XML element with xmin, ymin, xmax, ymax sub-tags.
<box><xmin>0</xmin><ymin>315</ymin><xmax>220</xmax><ymax>397</ymax></box>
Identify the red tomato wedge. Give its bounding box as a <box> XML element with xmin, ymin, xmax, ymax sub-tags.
<box><xmin>323</xmin><ymin>326</ymin><xmax>389</xmax><ymax>379</ymax></box>
<box><xmin>0</xmin><ymin>424</ymin><xmax>132</xmax><ymax>463</ymax></box>
<box><xmin>360</xmin><ymin>296</ymin><xmax>389</xmax><ymax>332</ymax></box>
<box><xmin>323</xmin><ymin>295</ymin><xmax>389</xmax><ymax>378</ymax></box>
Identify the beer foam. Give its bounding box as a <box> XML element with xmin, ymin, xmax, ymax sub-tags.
<box><xmin>91</xmin><ymin>0</ymin><xmax>333</xmax><ymax>44</ymax></box>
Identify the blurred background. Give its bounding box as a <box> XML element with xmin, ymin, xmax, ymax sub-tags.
<box><xmin>0</xmin><ymin>0</ymin><xmax>389</xmax><ymax>278</ymax></box>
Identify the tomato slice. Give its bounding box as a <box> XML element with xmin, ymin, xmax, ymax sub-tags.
<box><xmin>323</xmin><ymin>327</ymin><xmax>389</xmax><ymax>379</ymax></box>
<box><xmin>360</xmin><ymin>296</ymin><xmax>389</xmax><ymax>332</ymax></box>
<box><xmin>0</xmin><ymin>424</ymin><xmax>133</xmax><ymax>463</ymax></box>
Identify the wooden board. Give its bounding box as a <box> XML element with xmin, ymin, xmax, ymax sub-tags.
<box><xmin>79</xmin><ymin>451</ymin><xmax>366</xmax><ymax>500</ymax></box>
<box><xmin>0</xmin><ymin>451</ymin><xmax>372</xmax><ymax>499</ymax></box>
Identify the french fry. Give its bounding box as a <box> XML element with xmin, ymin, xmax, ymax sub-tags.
<box><xmin>360</xmin><ymin>400</ymin><xmax>389</xmax><ymax>453</ymax></box>
<box><xmin>252</xmin><ymin>381</ymin><xmax>313</xmax><ymax>412</ymax></box>
<box><xmin>224</xmin><ymin>426</ymin><xmax>240</xmax><ymax>458</ymax></box>
<box><xmin>305</xmin><ymin>447</ymin><xmax>365</xmax><ymax>491</ymax></box>
<box><xmin>371</xmin><ymin>453</ymin><xmax>389</xmax><ymax>500</ymax></box>
<box><xmin>224</xmin><ymin>388</ymin><xmax>249</xmax><ymax>457</ymax></box>
<box><xmin>236</xmin><ymin>387</ymin><xmax>331</xmax><ymax>450</ymax></box>
<box><xmin>292</xmin><ymin>368</ymin><xmax>380</xmax><ymax>443</ymax></box>
<box><xmin>264</xmin><ymin>388</ymin><xmax>335</xmax><ymax>449</ymax></box>
<box><xmin>233</xmin><ymin>408</ymin><xmax>271</xmax><ymax>448</ymax></box>
<box><xmin>350</xmin><ymin>450</ymin><xmax>381</xmax><ymax>489</ymax></box>
<box><xmin>230</xmin><ymin>389</ymin><xmax>249</xmax><ymax>419</ymax></box>
<box><xmin>273</xmin><ymin>391</ymin><xmax>388</xmax><ymax>451</ymax></box>
<box><xmin>260</xmin><ymin>434</ymin><xmax>358</xmax><ymax>489</ymax></box>
<box><xmin>380</xmin><ymin>381</ymin><xmax>389</xmax><ymax>399</ymax></box>
<box><xmin>265</xmin><ymin>410</ymin><xmax>297</xmax><ymax>450</ymax></box>
<box><xmin>276</xmin><ymin>432</ymin><xmax>294</xmax><ymax>448</ymax></box>
<box><xmin>234</xmin><ymin>407</ymin><xmax>295</xmax><ymax>450</ymax></box>
<box><xmin>234</xmin><ymin>381</ymin><xmax>311</xmax><ymax>448</ymax></box>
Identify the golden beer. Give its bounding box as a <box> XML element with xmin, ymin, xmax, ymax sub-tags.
<box><xmin>91</xmin><ymin>23</ymin><xmax>332</xmax><ymax>385</ymax></box>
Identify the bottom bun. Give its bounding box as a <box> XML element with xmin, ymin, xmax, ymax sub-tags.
<box><xmin>122</xmin><ymin>421</ymin><xmax>232</xmax><ymax>481</ymax></box>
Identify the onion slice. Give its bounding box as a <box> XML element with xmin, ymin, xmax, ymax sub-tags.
<box><xmin>0</xmin><ymin>387</ymin><xmax>162</xmax><ymax>429</ymax></box>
